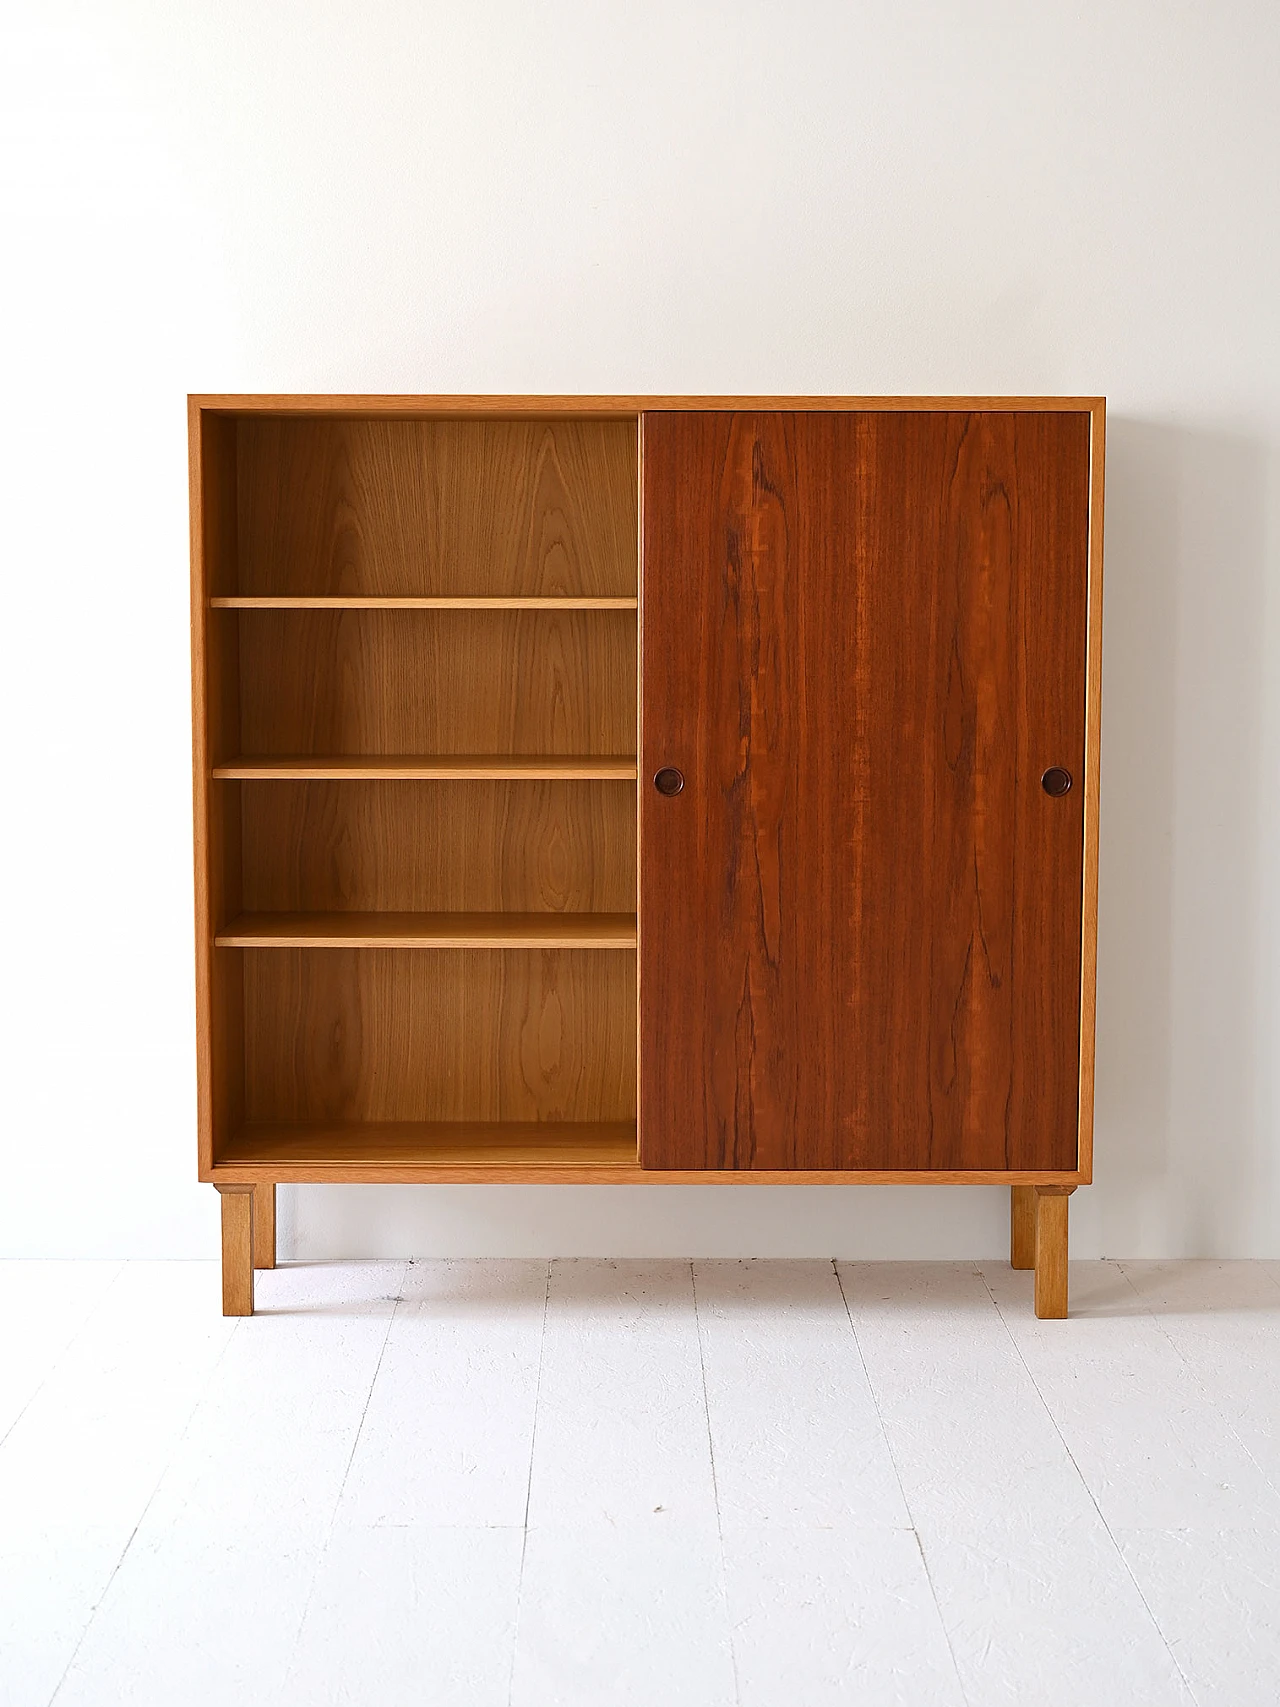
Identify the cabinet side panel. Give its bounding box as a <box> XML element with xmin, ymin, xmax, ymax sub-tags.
<box><xmin>190</xmin><ymin>406</ymin><xmax>244</xmax><ymax>1174</ymax></box>
<box><xmin>997</xmin><ymin>413</ymin><xmax>1091</xmax><ymax>1169</ymax></box>
<box><xmin>1077</xmin><ymin>403</ymin><xmax>1105</xmax><ymax>1182</ymax></box>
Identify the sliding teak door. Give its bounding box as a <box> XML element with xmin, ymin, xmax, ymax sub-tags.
<box><xmin>639</xmin><ymin>410</ymin><xmax>1092</xmax><ymax>1172</ymax></box>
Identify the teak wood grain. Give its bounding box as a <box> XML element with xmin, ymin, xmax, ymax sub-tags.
<box><xmin>640</xmin><ymin>410</ymin><xmax>1090</xmax><ymax>1172</ymax></box>
<box><xmin>239</xmin><ymin>779</ymin><xmax>636</xmax><ymax>914</ymax></box>
<box><xmin>236</xmin><ymin>417</ymin><xmax>638</xmax><ymax>598</ymax></box>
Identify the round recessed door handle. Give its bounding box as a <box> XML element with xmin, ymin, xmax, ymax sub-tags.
<box><xmin>653</xmin><ymin>766</ymin><xmax>685</xmax><ymax>796</ymax></box>
<box><xmin>1041</xmin><ymin>766</ymin><xmax>1073</xmax><ymax>798</ymax></box>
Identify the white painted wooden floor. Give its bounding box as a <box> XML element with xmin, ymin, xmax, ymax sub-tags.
<box><xmin>2</xmin><ymin>1259</ymin><xmax>1278</xmax><ymax>1706</ymax></box>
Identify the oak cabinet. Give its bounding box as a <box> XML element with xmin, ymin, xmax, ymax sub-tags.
<box><xmin>190</xmin><ymin>396</ymin><xmax>1103</xmax><ymax>1320</ymax></box>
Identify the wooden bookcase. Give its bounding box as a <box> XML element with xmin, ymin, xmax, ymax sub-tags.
<box><xmin>191</xmin><ymin>396</ymin><xmax>1104</xmax><ymax>1320</ymax></box>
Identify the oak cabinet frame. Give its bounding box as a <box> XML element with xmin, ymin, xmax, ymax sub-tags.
<box><xmin>191</xmin><ymin>395</ymin><xmax>1104</xmax><ymax>1317</ymax></box>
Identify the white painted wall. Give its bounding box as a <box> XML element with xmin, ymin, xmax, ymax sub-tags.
<box><xmin>1</xmin><ymin>1</ymin><xmax>1277</xmax><ymax>1259</ymax></box>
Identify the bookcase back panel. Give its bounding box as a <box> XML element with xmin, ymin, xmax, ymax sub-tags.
<box><xmin>239</xmin><ymin>780</ymin><xmax>636</xmax><ymax>913</ymax></box>
<box><xmin>241</xmin><ymin>948</ymin><xmax>637</xmax><ymax>1123</ymax></box>
<box><xmin>236</xmin><ymin>418</ymin><xmax>638</xmax><ymax>598</ymax></box>
<box><xmin>238</xmin><ymin>609</ymin><xmax>636</xmax><ymax>756</ymax></box>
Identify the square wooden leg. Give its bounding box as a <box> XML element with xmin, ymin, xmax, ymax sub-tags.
<box><xmin>1033</xmin><ymin>1186</ymin><xmax>1076</xmax><ymax>1319</ymax></box>
<box><xmin>1010</xmin><ymin>1186</ymin><xmax>1036</xmax><ymax>1269</ymax></box>
<box><xmin>217</xmin><ymin>1187</ymin><xmax>255</xmax><ymax>1317</ymax></box>
<box><xmin>253</xmin><ymin>1183</ymin><xmax>276</xmax><ymax>1270</ymax></box>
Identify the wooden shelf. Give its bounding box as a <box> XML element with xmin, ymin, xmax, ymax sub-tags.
<box><xmin>212</xmin><ymin>755</ymin><xmax>639</xmax><ymax>780</ymax></box>
<box><xmin>206</xmin><ymin>1122</ymin><xmax>1086</xmax><ymax>1187</ymax></box>
<box><xmin>216</xmin><ymin>911</ymin><xmax>637</xmax><ymax>948</ymax></box>
<box><xmin>211</xmin><ymin>596</ymin><xmax>638</xmax><ymax>610</ymax></box>
<box><xmin>213</xmin><ymin>1121</ymin><xmax>640</xmax><ymax>1181</ymax></box>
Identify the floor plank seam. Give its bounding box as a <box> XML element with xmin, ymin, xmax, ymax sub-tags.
<box><xmin>9</xmin><ymin>1260</ymin><xmax>1279</xmax><ymax>1706</ymax></box>
<box><xmin>832</xmin><ymin>1261</ymin><xmax>974</xmax><ymax>1707</ymax></box>
<box><xmin>979</xmin><ymin>1261</ymin><xmax>1205</xmax><ymax>1707</ymax></box>
<box><xmin>45</xmin><ymin>1263</ymin><xmax>251</xmax><ymax>1707</ymax></box>
<box><xmin>1114</xmin><ymin>1258</ymin><xmax>1280</xmax><ymax>1511</ymax></box>
<box><xmin>690</xmin><ymin>1260</ymin><xmax>743</xmax><ymax>1707</ymax></box>
<box><xmin>0</xmin><ymin>1263</ymin><xmax>128</xmax><ymax>1457</ymax></box>
<box><xmin>43</xmin><ymin>1526</ymin><xmax>138</xmax><ymax>1707</ymax></box>
<box><xmin>277</xmin><ymin>1257</ymin><xmax>409</xmax><ymax>1701</ymax></box>
<box><xmin>506</xmin><ymin>1256</ymin><xmax>552</xmax><ymax>1707</ymax></box>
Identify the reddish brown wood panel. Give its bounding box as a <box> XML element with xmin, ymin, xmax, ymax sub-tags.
<box><xmin>639</xmin><ymin>411</ymin><xmax>1090</xmax><ymax>1172</ymax></box>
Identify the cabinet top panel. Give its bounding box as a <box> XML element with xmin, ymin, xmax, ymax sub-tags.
<box><xmin>191</xmin><ymin>394</ymin><xmax>1105</xmax><ymax>418</ymax></box>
